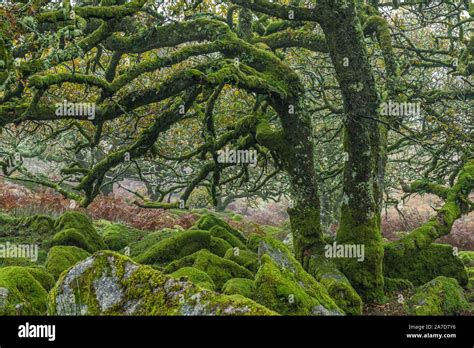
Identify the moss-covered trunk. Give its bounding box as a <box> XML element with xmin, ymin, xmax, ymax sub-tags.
<box><xmin>256</xmin><ymin>98</ymin><xmax>324</xmax><ymax>266</ymax></box>
<box><xmin>316</xmin><ymin>0</ymin><xmax>385</xmax><ymax>302</ymax></box>
<box><xmin>278</xmin><ymin>101</ymin><xmax>325</xmax><ymax>268</ymax></box>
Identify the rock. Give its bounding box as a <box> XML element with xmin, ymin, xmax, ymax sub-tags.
<box><xmin>406</xmin><ymin>276</ymin><xmax>472</xmax><ymax>315</ymax></box>
<box><xmin>209</xmin><ymin>226</ymin><xmax>247</xmax><ymax>250</ymax></box>
<box><xmin>171</xmin><ymin>267</ymin><xmax>215</xmax><ymax>291</ymax></box>
<box><xmin>49</xmin><ymin>251</ymin><xmax>276</xmax><ymax>315</ymax></box>
<box><xmin>45</xmin><ymin>245</ymin><xmax>90</xmax><ymax>279</ymax></box>
<box><xmin>467</xmin><ymin>267</ymin><xmax>474</xmax><ymax>290</ymax></box>
<box><xmin>194</xmin><ymin>214</ymin><xmax>246</xmax><ymax>243</ymax></box>
<box><xmin>224</xmin><ymin>248</ymin><xmax>258</xmax><ymax>273</ymax></box>
<box><xmin>0</xmin><ymin>214</ymin><xmax>55</xmax><ymax>264</ymax></box>
<box><xmin>0</xmin><ymin>214</ymin><xmax>54</xmax><ymax>238</ymax></box>
<box><xmin>134</xmin><ymin>230</ymin><xmax>211</xmax><ymax>265</ymax></box>
<box><xmin>101</xmin><ymin>223</ymin><xmax>145</xmax><ymax>251</ymax></box>
<box><xmin>209</xmin><ymin>237</ymin><xmax>232</xmax><ymax>257</ymax></box>
<box><xmin>0</xmin><ymin>266</ymin><xmax>50</xmax><ymax>315</ymax></box>
<box><xmin>247</xmin><ymin>233</ymin><xmax>264</xmax><ymax>252</ymax></box>
<box><xmin>22</xmin><ymin>266</ymin><xmax>55</xmax><ymax>291</ymax></box>
<box><xmin>164</xmin><ymin>249</ymin><xmax>253</xmax><ymax>290</ymax></box>
<box><xmin>222</xmin><ymin>278</ymin><xmax>255</xmax><ymax>298</ymax></box>
<box><xmin>308</xmin><ymin>256</ymin><xmax>363</xmax><ymax>315</ymax></box>
<box><xmin>384</xmin><ymin>243</ymin><xmax>468</xmax><ymax>286</ymax></box>
<box><xmin>0</xmin><ymin>257</ymin><xmax>35</xmax><ymax>267</ymax></box>
<box><xmin>127</xmin><ymin>229</ymin><xmax>178</xmax><ymax>257</ymax></box>
<box><xmin>459</xmin><ymin>251</ymin><xmax>474</xmax><ymax>267</ymax></box>
<box><xmin>52</xmin><ymin>212</ymin><xmax>106</xmax><ymax>253</ymax></box>
<box><xmin>254</xmin><ymin>237</ymin><xmax>343</xmax><ymax>315</ymax></box>
<box><xmin>383</xmin><ymin>277</ymin><xmax>414</xmax><ymax>293</ymax></box>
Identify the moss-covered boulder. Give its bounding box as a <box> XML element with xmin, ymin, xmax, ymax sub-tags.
<box><xmin>384</xmin><ymin>277</ymin><xmax>415</xmax><ymax>293</ymax></box>
<box><xmin>164</xmin><ymin>249</ymin><xmax>253</xmax><ymax>289</ymax></box>
<box><xmin>0</xmin><ymin>214</ymin><xmax>54</xmax><ymax>239</ymax></box>
<box><xmin>171</xmin><ymin>267</ymin><xmax>215</xmax><ymax>290</ymax></box>
<box><xmin>384</xmin><ymin>243</ymin><xmax>468</xmax><ymax>286</ymax></box>
<box><xmin>0</xmin><ymin>257</ymin><xmax>35</xmax><ymax>267</ymax></box>
<box><xmin>209</xmin><ymin>226</ymin><xmax>247</xmax><ymax>250</ymax></box>
<box><xmin>52</xmin><ymin>212</ymin><xmax>106</xmax><ymax>253</ymax></box>
<box><xmin>247</xmin><ymin>233</ymin><xmax>264</xmax><ymax>252</ymax></box>
<box><xmin>127</xmin><ymin>229</ymin><xmax>179</xmax><ymax>257</ymax></box>
<box><xmin>49</xmin><ymin>251</ymin><xmax>276</xmax><ymax>315</ymax></box>
<box><xmin>101</xmin><ymin>223</ymin><xmax>145</xmax><ymax>251</ymax></box>
<box><xmin>467</xmin><ymin>267</ymin><xmax>474</xmax><ymax>290</ymax></box>
<box><xmin>406</xmin><ymin>276</ymin><xmax>472</xmax><ymax>315</ymax></box>
<box><xmin>0</xmin><ymin>214</ymin><xmax>55</xmax><ymax>264</ymax></box>
<box><xmin>134</xmin><ymin>230</ymin><xmax>211</xmax><ymax>265</ymax></box>
<box><xmin>45</xmin><ymin>246</ymin><xmax>90</xmax><ymax>279</ymax></box>
<box><xmin>222</xmin><ymin>278</ymin><xmax>255</xmax><ymax>299</ymax></box>
<box><xmin>308</xmin><ymin>256</ymin><xmax>363</xmax><ymax>315</ymax></box>
<box><xmin>224</xmin><ymin>248</ymin><xmax>259</xmax><ymax>273</ymax></box>
<box><xmin>0</xmin><ymin>266</ymin><xmax>50</xmax><ymax>315</ymax></box>
<box><xmin>254</xmin><ymin>237</ymin><xmax>343</xmax><ymax>315</ymax></box>
<box><xmin>194</xmin><ymin>214</ymin><xmax>246</xmax><ymax>243</ymax></box>
<box><xmin>22</xmin><ymin>266</ymin><xmax>55</xmax><ymax>291</ymax></box>
<box><xmin>209</xmin><ymin>237</ymin><xmax>233</xmax><ymax>257</ymax></box>
<box><xmin>459</xmin><ymin>251</ymin><xmax>474</xmax><ymax>267</ymax></box>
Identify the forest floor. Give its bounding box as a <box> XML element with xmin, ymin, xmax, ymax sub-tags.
<box><xmin>0</xmin><ymin>178</ymin><xmax>473</xmax><ymax>316</ymax></box>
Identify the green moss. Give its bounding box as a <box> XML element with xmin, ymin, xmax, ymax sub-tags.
<box><xmin>0</xmin><ymin>214</ymin><xmax>55</xmax><ymax>257</ymax></box>
<box><xmin>171</xmin><ymin>267</ymin><xmax>215</xmax><ymax>291</ymax></box>
<box><xmin>459</xmin><ymin>251</ymin><xmax>474</xmax><ymax>267</ymax></box>
<box><xmin>209</xmin><ymin>225</ymin><xmax>247</xmax><ymax>250</ymax></box>
<box><xmin>49</xmin><ymin>251</ymin><xmax>276</xmax><ymax>315</ymax></box>
<box><xmin>247</xmin><ymin>233</ymin><xmax>264</xmax><ymax>252</ymax></box>
<box><xmin>128</xmin><ymin>228</ymin><xmax>178</xmax><ymax>257</ymax></box>
<box><xmin>53</xmin><ymin>211</ymin><xmax>106</xmax><ymax>252</ymax></box>
<box><xmin>0</xmin><ymin>257</ymin><xmax>35</xmax><ymax>267</ymax></box>
<box><xmin>384</xmin><ymin>243</ymin><xmax>468</xmax><ymax>287</ymax></box>
<box><xmin>308</xmin><ymin>256</ymin><xmax>363</xmax><ymax>315</ymax></box>
<box><xmin>383</xmin><ymin>277</ymin><xmax>414</xmax><ymax>293</ymax></box>
<box><xmin>261</xmin><ymin>225</ymin><xmax>287</xmax><ymax>239</ymax></box>
<box><xmin>254</xmin><ymin>237</ymin><xmax>343</xmax><ymax>315</ymax></box>
<box><xmin>336</xmin><ymin>207</ymin><xmax>385</xmax><ymax>303</ymax></box>
<box><xmin>254</xmin><ymin>255</ymin><xmax>341</xmax><ymax>315</ymax></box>
<box><xmin>164</xmin><ymin>249</ymin><xmax>253</xmax><ymax>290</ymax></box>
<box><xmin>406</xmin><ymin>276</ymin><xmax>472</xmax><ymax>315</ymax></box>
<box><xmin>52</xmin><ymin>228</ymin><xmax>91</xmax><ymax>251</ymax></box>
<box><xmin>0</xmin><ymin>266</ymin><xmax>49</xmax><ymax>315</ymax></box>
<box><xmin>467</xmin><ymin>267</ymin><xmax>474</xmax><ymax>290</ymax></box>
<box><xmin>209</xmin><ymin>237</ymin><xmax>232</xmax><ymax>257</ymax></box>
<box><xmin>224</xmin><ymin>248</ymin><xmax>258</xmax><ymax>273</ymax></box>
<box><xmin>222</xmin><ymin>278</ymin><xmax>255</xmax><ymax>298</ymax></box>
<box><xmin>194</xmin><ymin>214</ymin><xmax>246</xmax><ymax>243</ymax></box>
<box><xmin>45</xmin><ymin>245</ymin><xmax>90</xmax><ymax>279</ymax></box>
<box><xmin>23</xmin><ymin>266</ymin><xmax>55</xmax><ymax>291</ymax></box>
<box><xmin>102</xmin><ymin>223</ymin><xmax>145</xmax><ymax>251</ymax></box>
<box><xmin>134</xmin><ymin>230</ymin><xmax>211</xmax><ymax>265</ymax></box>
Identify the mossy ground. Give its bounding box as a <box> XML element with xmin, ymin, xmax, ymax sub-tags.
<box><xmin>0</xmin><ymin>207</ymin><xmax>471</xmax><ymax>316</ymax></box>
